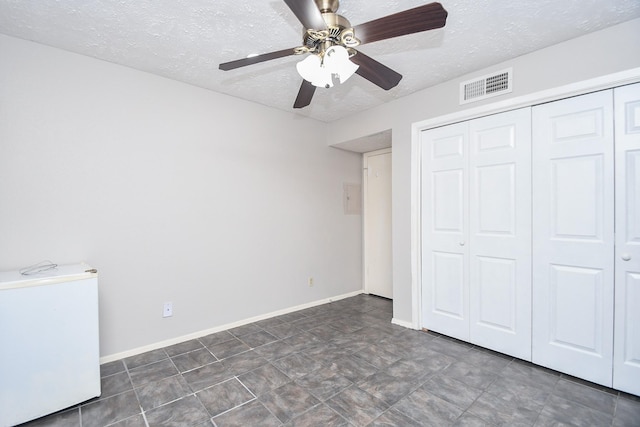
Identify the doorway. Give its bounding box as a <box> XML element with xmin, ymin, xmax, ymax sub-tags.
<box><xmin>363</xmin><ymin>148</ymin><xmax>392</xmax><ymax>299</ymax></box>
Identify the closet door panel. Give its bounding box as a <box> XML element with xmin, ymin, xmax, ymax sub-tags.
<box><xmin>476</xmin><ymin>256</ymin><xmax>517</xmax><ymax>332</ymax></box>
<box><xmin>469</xmin><ymin>108</ymin><xmax>532</xmax><ymax>360</ymax></box>
<box><xmin>433</xmin><ymin>170</ymin><xmax>464</xmax><ymax>234</ymax></box>
<box><xmin>549</xmin><ymin>265</ymin><xmax>605</xmax><ymax>353</ymax></box>
<box><xmin>431</xmin><ymin>252</ymin><xmax>465</xmax><ymax>319</ymax></box>
<box><xmin>551</xmin><ymin>155</ymin><xmax>603</xmax><ymax>238</ymax></box>
<box><xmin>532</xmin><ymin>90</ymin><xmax>614</xmax><ymax>387</ymax></box>
<box><xmin>476</xmin><ymin>164</ymin><xmax>515</xmax><ymax>235</ymax></box>
<box><xmin>613</xmin><ymin>82</ymin><xmax>640</xmax><ymax>396</ymax></box>
<box><xmin>421</xmin><ymin>122</ymin><xmax>470</xmax><ymax>341</ymax></box>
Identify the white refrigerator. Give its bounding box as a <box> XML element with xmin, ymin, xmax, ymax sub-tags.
<box><xmin>0</xmin><ymin>263</ymin><xmax>101</xmax><ymax>426</ymax></box>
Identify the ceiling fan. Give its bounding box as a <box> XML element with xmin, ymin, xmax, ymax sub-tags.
<box><xmin>219</xmin><ymin>0</ymin><xmax>448</xmax><ymax>109</ymax></box>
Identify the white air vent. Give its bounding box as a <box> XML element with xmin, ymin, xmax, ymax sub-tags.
<box><xmin>460</xmin><ymin>68</ymin><xmax>513</xmax><ymax>104</ymax></box>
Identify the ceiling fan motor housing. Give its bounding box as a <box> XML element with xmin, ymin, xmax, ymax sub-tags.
<box><xmin>314</xmin><ymin>0</ymin><xmax>339</xmax><ymax>13</ymax></box>
<box><xmin>302</xmin><ymin>6</ymin><xmax>358</xmax><ymax>54</ymax></box>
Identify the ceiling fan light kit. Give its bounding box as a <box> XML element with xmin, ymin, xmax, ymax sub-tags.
<box><xmin>219</xmin><ymin>0</ymin><xmax>448</xmax><ymax>108</ymax></box>
<box><xmin>296</xmin><ymin>45</ymin><xmax>359</xmax><ymax>88</ymax></box>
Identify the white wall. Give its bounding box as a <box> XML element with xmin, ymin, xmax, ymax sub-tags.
<box><xmin>0</xmin><ymin>35</ymin><xmax>363</xmax><ymax>358</ymax></box>
<box><xmin>326</xmin><ymin>18</ymin><xmax>640</xmax><ymax>325</ymax></box>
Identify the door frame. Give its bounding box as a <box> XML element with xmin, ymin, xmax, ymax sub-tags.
<box><xmin>410</xmin><ymin>67</ymin><xmax>640</xmax><ymax>330</ymax></box>
<box><xmin>363</xmin><ymin>147</ymin><xmax>392</xmax><ymax>297</ymax></box>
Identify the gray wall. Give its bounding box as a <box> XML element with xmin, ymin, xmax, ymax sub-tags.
<box><xmin>0</xmin><ymin>35</ymin><xmax>363</xmax><ymax>358</ymax></box>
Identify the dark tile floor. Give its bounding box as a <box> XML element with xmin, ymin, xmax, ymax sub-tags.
<box><xmin>21</xmin><ymin>294</ymin><xmax>640</xmax><ymax>427</ymax></box>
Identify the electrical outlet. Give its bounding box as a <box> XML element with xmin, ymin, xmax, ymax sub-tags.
<box><xmin>163</xmin><ymin>302</ymin><xmax>173</xmax><ymax>318</ymax></box>
<box><xmin>308</xmin><ymin>277</ymin><xmax>314</xmax><ymax>287</ymax></box>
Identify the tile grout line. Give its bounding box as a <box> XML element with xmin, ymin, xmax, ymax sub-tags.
<box><xmin>367</xmin><ymin>372</ymin><xmax>433</xmax><ymax>426</ymax></box>
<box><xmin>133</xmin><ymin>348</ymin><xmax>213</xmax><ymax>425</ymax></box>
<box><xmin>209</xmin><ymin>396</ymin><xmax>259</xmax><ymax>422</ymax></box>
<box><xmin>525</xmin><ymin>359</ymin><xmax>559</xmax><ymax>420</ymax></box>
<box><xmin>548</xmin><ymin>373</ymin><xmax>618</xmax><ymax>424</ymax></box>
<box><xmin>124</xmin><ymin>352</ymin><xmax>151</xmax><ymax>427</ymax></box>
<box><xmin>509</xmin><ymin>357</ymin><xmax>547</xmax><ymax>427</ymax></box>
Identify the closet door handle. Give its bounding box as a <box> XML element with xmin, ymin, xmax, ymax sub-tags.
<box><xmin>621</xmin><ymin>253</ymin><xmax>632</xmax><ymax>261</ymax></box>
<box><xmin>459</xmin><ymin>241</ymin><xmax>465</xmax><ymax>246</ymax></box>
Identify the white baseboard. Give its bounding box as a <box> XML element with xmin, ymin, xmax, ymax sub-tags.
<box><xmin>391</xmin><ymin>317</ymin><xmax>417</xmax><ymax>330</ymax></box>
<box><xmin>100</xmin><ymin>290</ymin><xmax>364</xmax><ymax>364</ymax></box>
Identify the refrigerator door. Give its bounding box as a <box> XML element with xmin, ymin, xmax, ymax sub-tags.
<box><xmin>0</xmin><ymin>263</ymin><xmax>101</xmax><ymax>426</ymax></box>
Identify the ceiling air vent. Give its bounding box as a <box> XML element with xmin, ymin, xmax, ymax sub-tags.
<box><xmin>460</xmin><ymin>68</ymin><xmax>512</xmax><ymax>104</ymax></box>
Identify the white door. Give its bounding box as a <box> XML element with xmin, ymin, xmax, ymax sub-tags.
<box><xmin>532</xmin><ymin>90</ymin><xmax>615</xmax><ymax>387</ymax></box>
<box><xmin>613</xmin><ymin>83</ymin><xmax>640</xmax><ymax>395</ymax></box>
<box><xmin>468</xmin><ymin>108</ymin><xmax>532</xmax><ymax>360</ymax></box>
<box><xmin>421</xmin><ymin>122</ymin><xmax>470</xmax><ymax>341</ymax></box>
<box><xmin>364</xmin><ymin>149</ymin><xmax>393</xmax><ymax>299</ymax></box>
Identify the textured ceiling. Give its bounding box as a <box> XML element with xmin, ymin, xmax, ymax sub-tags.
<box><xmin>1</xmin><ymin>0</ymin><xmax>639</xmax><ymax>122</ymax></box>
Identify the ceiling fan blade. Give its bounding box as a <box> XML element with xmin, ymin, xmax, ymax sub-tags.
<box><xmin>283</xmin><ymin>0</ymin><xmax>327</xmax><ymax>30</ymax></box>
<box><xmin>219</xmin><ymin>48</ymin><xmax>297</xmax><ymax>71</ymax></box>
<box><xmin>351</xmin><ymin>51</ymin><xmax>402</xmax><ymax>90</ymax></box>
<box><xmin>293</xmin><ymin>79</ymin><xmax>316</xmax><ymax>108</ymax></box>
<box><xmin>354</xmin><ymin>2</ymin><xmax>448</xmax><ymax>45</ymax></box>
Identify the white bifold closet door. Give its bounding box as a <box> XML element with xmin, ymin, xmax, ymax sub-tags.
<box><xmin>613</xmin><ymin>83</ymin><xmax>640</xmax><ymax>396</ymax></box>
<box><xmin>532</xmin><ymin>90</ymin><xmax>615</xmax><ymax>387</ymax></box>
<box><xmin>468</xmin><ymin>109</ymin><xmax>532</xmax><ymax>360</ymax></box>
<box><xmin>422</xmin><ymin>108</ymin><xmax>532</xmax><ymax>359</ymax></box>
<box><xmin>421</xmin><ymin>121</ymin><xmax>469</xmax><ymax>341</ymax></box>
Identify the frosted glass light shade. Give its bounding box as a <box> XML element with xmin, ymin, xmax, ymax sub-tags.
<box><xmin>296</xmin><ymin>45</ymin><xmax>359</xmax><ymax>88</ymax></box>
<box><xmin>296</xmin><ymin>54</ymin><xmax>333</xmax><ymax>88</ymax></box>
<box><xmin>324</xmin><ymin>45</ymin><xmax>359</xmax><ymax>84</ymax></box>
